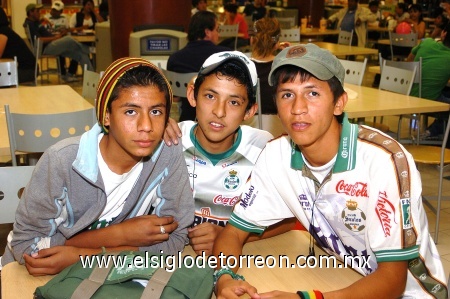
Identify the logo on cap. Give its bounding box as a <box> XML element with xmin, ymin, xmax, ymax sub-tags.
<box><xmin>286</xmin><ymin>45</ymin><xmax>307</xmax><ymax>58</ymax></box>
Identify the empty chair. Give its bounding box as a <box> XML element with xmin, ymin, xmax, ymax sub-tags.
<box><xmin>218</xmin><ymin>24</ymin><xmax>239</xmax><ymax>50</ymax></box>
<box><xmin>0</xmin><ymin>56</ymin><xmax>19</xmax><ymax>87</ymax></box>
<box><xmin>338</xmin><ymin>29</ymin><xmax>353</xmax><ymax>45</ymax></box>
<box><xmin>279</xmin><ymin>28</ymin><xmax>300</xmax><ymax>43</ymax></box>
<box><xmin>403</xmin><ymin>112</ymin><xmax>450</xmax><ymax>243</ymax></box>
<box><xmin>33</xmin><ymin>36</ymin><xmax>61</xmax><ymax>85</ymax></box>
<box><xmin>5</xmin><ymin>105</ymin><xmax>96</xmax><ymax>166</ymax></box>
<box><xmin>389</xmin><ymin>31</ymin><xmax>418</xmax><ymax>61</ymax></box>
<box><xmin>0</xmin><ymin>166</ymin><xmax>35</xmax><ymax>224</ymax></box>
<box><xmin>339</xmin><ymin>58</ymin><xmax>367</xmax><ymax>86</ymax></box>
<box><xmin>160</xmin><ymin>69</ymin><xmax>197</xmax><ymax>98</ymax></box>
<box><xmin>82</xmin><ymin>64</ymin><xmax>101</xmax><ymax>105</ymax></box>
<box><xmin>379</xmin><ymin>60</ymin><xmax>416</xmax><ymax>95</ymax></box>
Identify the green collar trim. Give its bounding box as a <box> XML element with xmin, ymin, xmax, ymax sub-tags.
<box><xmin>290</xmin><ymin>113</ymin><xmax>358</xmax><ymax>173</ymax></box>
<box><xmin>189</xmin><ymin>124</ymin><xmax>242</xmax><ymax>166</ymax></box>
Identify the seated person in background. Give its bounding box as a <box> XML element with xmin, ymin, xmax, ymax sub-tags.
<box><xmin>430</xmin><ymin>7</ymin><xmax>449</xmax><ymax>39</ymax></box>
<box><xmin>327</xmin><ymin>0</ymin><xmax>376</xmax><ymax>48</ymax></box>
<box><xmin>191</xmin><ymin>0</ymin><xmax>212</xmax><ymax>16</ymax></box>
<box><xmin>213</xmin><ymin>44</ymin><xmax>448</xmax><ymax>299</ymax></box>
<box><xmin>250</xmin><ymin>17</ymin><xmax>289</xmax><ymax>136</ymax></box>
<box><xmin>367</xmin><ymin>0</ymin><xmax>384</xmax><ymax>41</ymax></box>
<box><xmin>164</xmin><ymin>51</ymin><xmax>295</xmax><ymax>255</ymax></box>
<box><xmin>403</xmin><ymin>4</ymin><xmax>425</xmax><ymax>39</ymax></box>
<box><xmin>0</xmin><ymin>58</ymin><xmax>194</xmax><ymax>275</ymax></box>
<box><xmin>44</xmin><ymin>0</ymin><xmax>68</xmax><ymax>33</ymax></box>
<box><xmin>243</xmin><ymin>0</ymin><xmax>267</xmax><ymax>21</ymax></box>
<box><xmin>408</xmin><ymin>22</ymin><xmax>450</xmax><ymax>139</ymax></box>
<box><xmin>23</xmin><ymin>3</ymin><xmax>94</xmax><ymax>82</ymax></box>
<box><xmin>219</xmin><ymin>3</ymin><xmax>250</xmax><ymax>50</ymax></box>
<box><xmin>394</xmin><ymin>2</ymin><xmax>410</xmax><ymax>23</ymax></box>
<box><xmin>0</xmin><ymin>8</ymin><xmax>35</xmax><ymax>83</ymax></box>
<box><xmin>43</xmin><ymin>1</ymin><xmax>73</xmax><ymax>82</ymax></box>
<box><xmin>68</xmin><ymin>0</ymin><xmax>104</xmax><ymax>82</ymax></box>
<box><xmin>99</xmin><ymin>0</ymin><xmax>109</xmax><ymax>21</ymax></box>
<box><xmin>167</xmin><ymin>11</ymin><xmax>229</xmax><ymax>122</ymax></box>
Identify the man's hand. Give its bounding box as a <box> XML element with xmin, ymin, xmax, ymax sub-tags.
<box><xmin>163</xmin><ymin>117</ymin><xmax>182</xmax><ymax>146</ymax></box>
<box><xmin>23</xmin><ymin>246</ymin><xmax>87</xmax><ymax>276</ymax></box>
<box><xmin>117</xmin><ymin>215</ymin><xmax>178</xmax><ymax>247</ymax></box>
<box><xmin>259</xmin><ymin>291</ymin><xmax>301</xmax><ymax>299</ymax></box>
<box><xmin>216</xmin><ymin>275</ymin><xmax>260</xmax><ymax>299</ymax></box>
<box><xmin>188</xmin><ymin>222</ymin><xmax>223</xmax><ymax>255</ymax></box>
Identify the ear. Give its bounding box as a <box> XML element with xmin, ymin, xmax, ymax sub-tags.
<box><xmin>104</xmin><ymin>109</ymin><xmax>111</xmax><ymax>127</ymax></box>
<box><xmin>243</xmin><ymin>103</ymin><xmax>258</xmax><ymax>121</ymax></box>
<box><xmin>186</xmin><ymin>83</ymin><xmax>197</xmax><ymax>108</ymax></box>
<box><xmin>333</xmin><ymin>92</ymin><xmax>348</xmax><ymax>116</ymax></box>
<box><xmin>204</xmin><ymin>28</ymin><xmax>212</xmax><ymax>40</ymax></box>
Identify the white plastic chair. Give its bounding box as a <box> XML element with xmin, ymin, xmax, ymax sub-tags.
<box><xmin>339</xmin><ymin>58</ymin><xmax>367</xmax><ymax>86</ymax></box>
<box><xmin>0</xmin><ymin>56</ymin><xmax>19</xmax><ymax>87</ymax></box>
<box><xmin>0</xmin><ymin>166</ymin><xmax>35</xmax><ymax>224</ymax></box>
<box><xmin>5</xmin><ymin>105</ymin><xmax>96</xmax><ymax>166</ymax></box>
<box><xmin>338</xmin><ymin>29</ymin><xmax>353</xmax><ymax>45</ymax></box>
<box><xmin>279</xmin><ymin>28</ymin><xmax>300</xmax><ymax>43</ymax></box>
<box><xmin>33</xmin><ymin>36</ymin><xmax>61</xmax><ymax>85</ymax></box>
<box><xmin>218</xmin><ymin>24</ymin><xmax>239</xmax><ymax>50</ymax></box>
<box><xmin>389</xmin><ymin>31</ymin><xmax>418</xmax><ymax>61</ymax></box>
<box><xmin>82</xmin><ymin>64</ymin><xmax>101</xmax><ymax>105</ymax></box>
<box><xmin>379</xmin><ymin>60</ymin><xmax>416</xmax><ymax>96</ymax></box>
<box><xmin>160</xmin><ymin>69</ymin><xmax>197</xmax><ymax>98</ymax></box>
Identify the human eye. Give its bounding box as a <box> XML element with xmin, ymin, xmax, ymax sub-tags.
<box><xmin>150</xmin><ymin>109</ymin><xmax>163</xmax><ymax>116</ymax></box>
<box><xmin>229</xmin><ymin>99</ymin><xmax>241</xmax><ymax>106</ymax></box>
<box><xmin>125</xmin><ymin>109</ymin><xmax>136</xmax><ymax>115</ymax></box>
<box><xmin>280</xmin><ymin>92</ymin><xmax>294</xmax><ymax>99</ymax></box>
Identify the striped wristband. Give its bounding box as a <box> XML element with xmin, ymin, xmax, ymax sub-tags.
<box><xmin>296</xmin><ymin>290</ymin><xmax>324</xmax><ymax>299</ymax></box>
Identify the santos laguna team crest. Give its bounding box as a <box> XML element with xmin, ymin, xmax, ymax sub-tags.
<box><xmin>341</xmin><ymin>200</ymin><xmax>366</xmax><ymax>232</ymax></box>
<box><xmin>224</xmin><ymin>169</ymin><xmax>240</xmax><ymax>190</ymax></box>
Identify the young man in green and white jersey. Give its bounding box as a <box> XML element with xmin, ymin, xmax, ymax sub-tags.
<box><xmin>164</xmin><ymin>51</ymin><xmax>295</xmax><ymax>255</ymax></box>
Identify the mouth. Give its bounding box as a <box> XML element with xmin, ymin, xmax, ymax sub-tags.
<box><xmin>134</xmin><ymin>140</ymin><xmax>154</xmax><ymax>148</ymax></box>
<box><xmin>291</xmin><ymin>121</ymin><xmax>310</xmax><ymax>131</ymax></box>
<box><xmin>209</xmin><ymin>121</ymin><xmax>225</xmax><ymax>130</ymax></box>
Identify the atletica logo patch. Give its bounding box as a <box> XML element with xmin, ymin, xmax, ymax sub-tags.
<box><xmin>341</xmin><ymin>200</ymin><xmax>366</xmax><ymax>232</ymax></box>
<box><xmin>224</xmin><ymin>169</ymin><xmax>240</xmax><ymax>190</ymax></box>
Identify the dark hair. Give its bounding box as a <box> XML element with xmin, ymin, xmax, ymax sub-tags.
<box><xmin>368</xmin><ymin>0</ymin><xmax>379</xmax><ymax>8</ymax></box>
<box><xmin>224</xmin><ymin>3</ymin><xmax>238</xmax><ymax>14</ymax></box>
<box><xmin>443</xmin><ymin>22</ymin><xmax>450</xmax><ymax>47</ymax></box>
<box><xmin>397</xmin><ymin>3</ymin><xmax>408</xmax><ymax>12</ymax></box>
<box><xmin>188</xmin><ymin>11</ymin><xmax>217</xmax><ymax>41</ymax></box>
<box><xmin>192</xmin><ymin>0</ymin><xmax>205</xmax><ymax>7</ymax></box>
<box><xmin>194</xmin><ymin>60</ymin><xmax>256</xmax><ymax>110</ymax></box>
<box><xmin>408</xmin><ymin>4</ymin><xmax>423</xmax><ymax>23</ymax></box>
<box><xmin>271</xmin><ymin>65</ymin><xmax>345</xmax><ymax>123</ymax></box>
<box><xmin>0</xmin><ymin>8</ymin><xmax>9</xmax><ymax>27</ymax></box>
<box><xmin>107</xmin><ymin>65</ymin><xmax>172</xmax><ymax>124</ymax></box>
<box><xmin>83</xmin><ymin>0</ymin><xmax>94</xmax><ymax>8</ymax></box>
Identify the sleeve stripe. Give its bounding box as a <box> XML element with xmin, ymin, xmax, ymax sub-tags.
<box><xmin>375</xmin><ymin>245</ymin><xmax>419</xmax><ymax>262</ymax></box>
<box><xmin>229</xmin><ymin>213</ymin><xmax>266</xmax><ymax>235</ymax></box>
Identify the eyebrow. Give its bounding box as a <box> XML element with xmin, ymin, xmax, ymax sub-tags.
<box><xmin>204</xmin><ymin>87</ymin><xmax>246</xmax><ymax>101</ymax></box>
<box><xmin>117</xmin><ymin>102</ymin><xmax>166</xmax><ymax>109</ymax></box>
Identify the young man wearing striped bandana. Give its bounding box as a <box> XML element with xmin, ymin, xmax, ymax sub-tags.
<box><xmin>1</xmin><ymin>58</ymin><xmax>194</xmax><ymax>275</ymax></box>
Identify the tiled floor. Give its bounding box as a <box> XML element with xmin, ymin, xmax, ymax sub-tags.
<box><xmin>1</xmin><ymin>58</ymin><xmax>449</xmax><ymax>282</ymax></box>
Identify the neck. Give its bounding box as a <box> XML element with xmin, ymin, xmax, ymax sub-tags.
<box><xmin>99</xmin><ymin>135</ymin><xmax>140</xmax><ymax>174</ymax></box>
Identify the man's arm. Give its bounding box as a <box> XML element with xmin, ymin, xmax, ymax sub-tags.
<box><xmin>213</xmin><ymin>224</ymin><xmax>261</xmax><ymax>299</ymax></box>
<box><xmin>246</xmin><ymin>217</ymin><xmax>296</xmax><ymax>242</ymax></box>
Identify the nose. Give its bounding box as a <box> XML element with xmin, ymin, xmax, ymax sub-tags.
<box><xmin>291</xmin><ymin>96</ymin><xmax>307</xmax><ymax>115</ymax></box>
<box><xmin>138</xmin><ymin>114</ymin><xmax>153</xmax><ymax>132</ymax></box>
<box><xmin>212</xmin><ymin>100</ymin><xmax>226</xmax><ymax>118</ymax></box>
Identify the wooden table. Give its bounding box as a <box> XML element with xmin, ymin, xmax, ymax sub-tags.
<box><xmin>343</xmin><ymin>83</ymin><xmax>450</xmax><ymax>119</ymax></box>
<box><xmin>311</xmin><ymin>42</ymin><xmax>378</xmax><ymax>57</ymax></box>
<box><xmin>300</xmin><ymin>28</ymin><xmax>340</xmax><ymax>38</ymax></box>
<box><xmin>0</xmin><ymin>85</ymin><xmax>93</xmax><ymax>157</ymax></box>
<box><xmin>1</xmin><ymin>231</ymin><xmax>362</xmax><ymax>299</ymax></box>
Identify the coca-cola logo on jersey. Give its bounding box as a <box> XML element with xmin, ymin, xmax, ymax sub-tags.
<box><xmin>213</xmin><ymin>195</ymin><xmax>239</xmax><ymax>207</ymax></box>
<box><xmin>336</xmin><ymin>180</ymin><xmax>368</xmax><ymax>197</ymax></box>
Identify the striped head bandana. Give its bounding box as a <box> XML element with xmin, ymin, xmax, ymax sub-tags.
<box><xmin>96</xmin><ymin>57</ymin><xmax>173</xmax><ymax>133</ymax></box>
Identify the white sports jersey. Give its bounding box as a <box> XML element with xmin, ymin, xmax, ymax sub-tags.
<box><xmin>180</xmin><ymin>121</ymin><xmax>273</xmax><ymax>227</ymax></box>
<box><xmin>231</xmin><ymin>115</ymin><xmax>447</xmax><ymax>299</ymax></box>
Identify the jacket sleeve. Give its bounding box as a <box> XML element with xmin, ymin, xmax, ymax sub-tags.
<box><xmin>358</xmin><ymin>7</ymin><xmax>377</xmax><ymax>23</ymax></box>
<box><xmin>9</xmin><ymin>147</ymin><xmax>70</xmax><ymax>264</ymax></box>
<box><xmin>140</xmin><ymin>141</ymin><xmax>194</xmax><ymax>254</ymax></box>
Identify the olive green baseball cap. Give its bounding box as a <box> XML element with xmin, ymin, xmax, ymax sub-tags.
<box><xmin>268</xmin><ymin>43</ymin><xmax>345</xmax><ymax>87</ymax></box>
<box><xmin>26</xmin><ymin>3</ymin><xmax>43</xmax><ymax>13</ymax></box>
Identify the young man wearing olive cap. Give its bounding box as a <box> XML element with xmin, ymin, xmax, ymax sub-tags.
<box><xmin>213</xmin><ymin>44</ymin><xmax>447</xmax><ymax>299</ymax></box>
<box><xmin>164</xmin><ymin>51</ymin><xmax>295</xmax><ymax>256</ymax></box>
<box><xmin>1</xmin><ymin>58</ymin><xmax>194</xmax><ymax>275</ymax></box>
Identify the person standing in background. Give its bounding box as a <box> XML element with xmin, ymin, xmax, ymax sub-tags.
<box><xmin>243</xmin><ymin>0</ymin><xmax>267</xmax><ymax>21</ymax></box>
